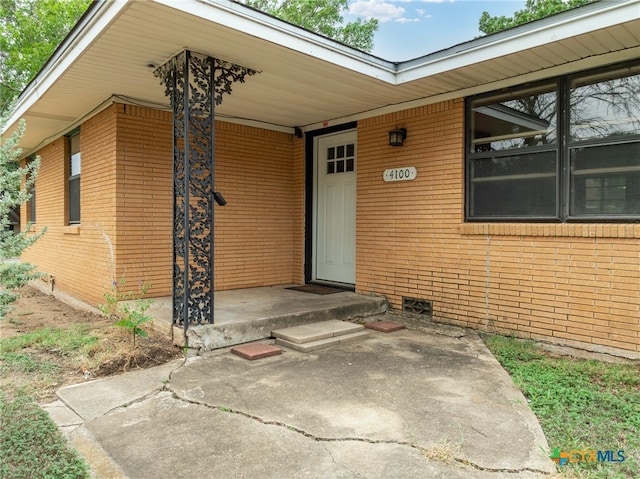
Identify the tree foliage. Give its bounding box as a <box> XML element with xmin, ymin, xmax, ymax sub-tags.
<box><xmin>479</xmin><ymin>0</ymin><xmax>594</xmax><ymax>35</ymax></box>
<box><xmin>0</xmin><ymin>0</ymin><xmax>91</xmax><ymax>114</ymax></box>
<box><xmin>245</xmin><ymin>0</ymin><xmax>378</xmax><ymax>52</ymax></box>
<box><xmin>0</xmin><ymin>113</ymin><xmax>43</xmax><ymax>318</ymax></box>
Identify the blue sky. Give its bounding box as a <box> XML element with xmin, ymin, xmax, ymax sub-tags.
<box><xmin>344</xmin><ymin>0</ymin><xmax>527</xmax><ymax>60</ymax></box>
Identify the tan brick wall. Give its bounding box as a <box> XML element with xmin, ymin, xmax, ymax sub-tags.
<box><xmin>114</xmin><ymin>104</ymin><xmax>173</xmax><ymax>297</ymax></box>
<box><xmin>22</xmin><ymin>106</ymin><xmax>118</xmax><ymax>305</ymax></box>
<box><xmin>23</xmin><ymin>104</ymin><xmax>301</xmax><ymax>306</ymax></box>
<box><xmin>214</xmin><ymin>121</ymin><xmax>299</xmax><ymax>289</ymax></box>
<box><xmin>356</xmin><ymin>99</ymin><xmax>640</xmax><ymax>356</ymax></box>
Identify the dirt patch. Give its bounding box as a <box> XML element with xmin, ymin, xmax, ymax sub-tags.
<box><xmin>1</xmin><ymin>287</ymin><xmax>183</xmax><ymax>400</ymax></box>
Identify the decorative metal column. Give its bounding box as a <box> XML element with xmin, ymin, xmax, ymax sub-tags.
<box><xmin>154</xmin><ymin>50</ymin><xmax>255</xmax><ymax>329</ymax></box>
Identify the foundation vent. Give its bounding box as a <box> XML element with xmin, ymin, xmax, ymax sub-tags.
<box><xmin>403</xmin><ymin>297</ymin><xmax>432</xmax><ymax>317</ymax></box>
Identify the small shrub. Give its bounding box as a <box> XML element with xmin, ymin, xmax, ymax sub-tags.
<box><xmin>100</xmin><ymin>278</ymin><xmax>153</xmax><ymax>348</ymax></box>
<box><xmin>0</xmin><ymin>116</ymin><xmax>45</xmax><ymax>320</ymax></box>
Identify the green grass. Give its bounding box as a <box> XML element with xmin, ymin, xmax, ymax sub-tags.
<box><xmin>0</xmin><ymin>326</ymin><xmax>99</xmax><ymax>479</ymax></box>
<box><xmin>0</xmin><ymin>325</ymin><xmax>99</xmax><ymax>356</ymax></box>
<box><xmin>1</xmin><ymin>325</ymin><xmax>101</xmax><ymax>396</ymax></box>
<box><xmin>1</xmin><ymin>351</ymin><xmax>61</xmax><ymax>374</ymax></box>
<box><xmin>485</xmin><ymin>335</ymin><xmax>640</xmax><ymax>479</ymax></box>
<box><xmin>0</xmin><ymin>391</ymin><xmax>89</xmax><ymax>479</ymax></box>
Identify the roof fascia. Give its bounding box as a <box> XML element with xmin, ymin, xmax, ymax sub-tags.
<box><xmin>395</xmin><ymin>0</ymin><xmax>638</xmax><ymax>84</ymax></box>
<box><xmin>303</xmin><ymin>47</ymin><xmax>638</xmax><ymax>132</ymax></box>
<box><xmin>153</xmin><ymin>0</ymin><xmax>397</xmax><ymax>79</ymax></box>
<box><xmin>3</xmin><ymin>0</ymin><xmax>130</xmax><ymax>134</ymax></box>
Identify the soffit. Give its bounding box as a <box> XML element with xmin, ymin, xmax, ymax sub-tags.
<box><xmin>11</xmin><ymin>0</ymin><xmax>640</xmax><ymax>154</ymax></box>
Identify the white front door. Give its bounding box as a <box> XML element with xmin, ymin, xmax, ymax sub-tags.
<box><xmin>314</xmin><ymin>130</ymin><xmax>357</xmax><ymax>284</ymax></box>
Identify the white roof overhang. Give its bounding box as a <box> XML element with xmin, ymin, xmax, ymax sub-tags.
<box><xmin>4</xmin><ymin>0</ymin><xmax>640</xmax><ymax>155</ymax></box>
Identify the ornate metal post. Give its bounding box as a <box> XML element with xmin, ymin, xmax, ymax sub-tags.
<box><xmin>154</xmin><ymin>50</ymin><xmax>255</xmax><ymax>330</ymax></box>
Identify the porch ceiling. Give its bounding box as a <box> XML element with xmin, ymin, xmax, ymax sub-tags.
<box><xmin>7</xmin><ymin>0</ymin><xmax>640</xmax><ymax>154</ymax></box>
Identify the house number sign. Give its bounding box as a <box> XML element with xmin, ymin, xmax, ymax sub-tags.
<box><xmin>383</xmin><ymin>167</ymin><xmax>417</xmax><ymax>182</ymax></box>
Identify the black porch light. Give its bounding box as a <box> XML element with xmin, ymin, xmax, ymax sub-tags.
<box><xmin>388</xmin><ymin>127</ymin><xmax>407</xmax><ymax>146</ymax></box>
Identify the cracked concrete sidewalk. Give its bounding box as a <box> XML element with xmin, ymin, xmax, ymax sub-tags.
<box><xmin>44</xmin><ymin>321</ymin><xmax>557</xmax><ymax>478</ymax></box>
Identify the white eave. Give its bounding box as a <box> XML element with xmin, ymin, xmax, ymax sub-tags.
<box><xmin>4</xmin><ymin>0</ymin><xmax>640</xmax><ymax>154</ymax></box>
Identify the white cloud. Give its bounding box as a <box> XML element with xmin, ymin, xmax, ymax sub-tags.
<box><xmin>349</xmin><ymin>0</ymin><xmax>406</xmax><ymax>22</ymax></box>
<box><xmin>391</xmin><ymin>0</ymin><xmax>454</xmax><ymax>3</ymax></box>
<box><xmin>349</xmin><ymin>0</ymin><xmax>422</xmax><ymax>23</ymax></box>
<box><xmin>396</xmin><ymin>17</ymin><xmax>420</xmax><ymax>23</ymax></box>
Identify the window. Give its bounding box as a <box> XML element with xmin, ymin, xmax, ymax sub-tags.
<box><xmin>568</xmin><ymin>69</ymin><xmax>640</xmax><ymax>217</ymax></box>
<box><xmin>469</xmin><ymin>84</ymin><xmax>558</xmax><ymax>219</ymax></box>
<box><xmin>68</xmin><ymin>131</ymin><xmax>81</xmax><ymax>224</ymax></box>
<box><xmin>28</xmin><ymin>158</ymin><xmax>36</xmax><ymax>223</ymax></box>
<box><xmin>467</xmin><ymin>62</ymin><xmax>640</xmax><ymax>221</ymax></box>
<box><xmin>326</xmin><ymin>143</ymin><xmax>355</xmax><ymax>174</ymax></box>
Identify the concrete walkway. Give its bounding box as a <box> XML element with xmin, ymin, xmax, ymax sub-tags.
<box><xmin>45</xmin><ymin>318</ymin><xmax>556</xmax><ymax>479</ymax></box>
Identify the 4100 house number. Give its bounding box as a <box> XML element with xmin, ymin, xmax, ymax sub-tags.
<box><xmin>383</xmin><ymin>167</ymin><xmax>417</xmax><ymax>182</ymax></box>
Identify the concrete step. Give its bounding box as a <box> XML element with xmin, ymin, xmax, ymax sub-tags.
<box><xmin>273</xmin><ymin>319</ymin><xmax>370</xmax><ymax>352</ymax></box>
<box><xmin>276</xmin><ymin>330</ymin><xmax>370</xmax><ymax>352</ymax></box>
<box><xmin>272</xmin><ymin>319</ymin><xmax>365</xmax><ymax>344</ymax></box>
<box><xmin>161</xmin><ymin>286</ymin><xmax>387</xmax><ymax>351</ymax></box>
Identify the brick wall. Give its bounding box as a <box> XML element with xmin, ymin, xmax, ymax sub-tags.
<box><xmin>213</xmin><ymin>121</ymin><xmax>299</xmax><ymax>289</ymax></box>
<box><xmin>23</xmin><ymin>104</ymin><xmax>301</xmax><ymax>305</ymax></box>
<box><xmin>22</xmin><ymin>106</ymin><xmax>118</xmax><ymax>305</ymax></box>
<box><xmin>356</xmin><ymin>99</ymin><xmax>640</xmax><ymax>357</ymax></box>
<box><xmin>114</xmin><ymin>104</ymin><xmax>173</xmax><ymax>297</ymax></box>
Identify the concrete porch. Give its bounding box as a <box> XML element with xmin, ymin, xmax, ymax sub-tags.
<box><xmin>145</xmin><ymin>285</ymin><xmax>387</xmax><ymax>350</ymax></box>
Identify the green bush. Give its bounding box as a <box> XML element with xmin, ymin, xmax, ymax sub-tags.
<box><xmin>0</xmin><ymin>115</ymin><xmax>44</xmax><ymax>319</ymax></box>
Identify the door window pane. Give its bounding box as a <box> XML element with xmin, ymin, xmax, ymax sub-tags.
<box><xmin>326</xmin><ymin>143</ymin><xmax>355</xmax><ymax>175</ymax></box>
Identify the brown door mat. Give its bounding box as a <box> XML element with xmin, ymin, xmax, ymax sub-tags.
<box><xmin>286</xmin><ymin>285</ymin><xmax>346</xmax><ymax>295</ymax></box>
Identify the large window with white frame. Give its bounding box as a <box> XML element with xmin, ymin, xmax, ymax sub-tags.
<box><xmin>467</xmin><ymin>61</ymin><xmax>640</xmax><ymax>221</ymax></box>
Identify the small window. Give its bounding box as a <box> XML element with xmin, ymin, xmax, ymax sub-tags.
<box><xmin>326</xmin><ymin>143</ymin><xmax>355</xmax><ymax>175</ymax></box>
<box><xmin>68</xmin><ymin>131</ymin><xmax>81</xmax><ymax>224</ymax></box>
<box><xmin>27</xmin><ymin>157</ymin><xmax>36</xmax><ymax>223</ymax></box>
<box><xmin>29</xmin><ymin>179</ymin><xmax>36</xmax><ymax>224</ymax></box>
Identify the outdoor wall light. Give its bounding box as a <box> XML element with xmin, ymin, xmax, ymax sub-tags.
<box><xmin>388</xmin><ymin>127</ymin><xmax>407</xmax><ymax>146</ymax></box>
